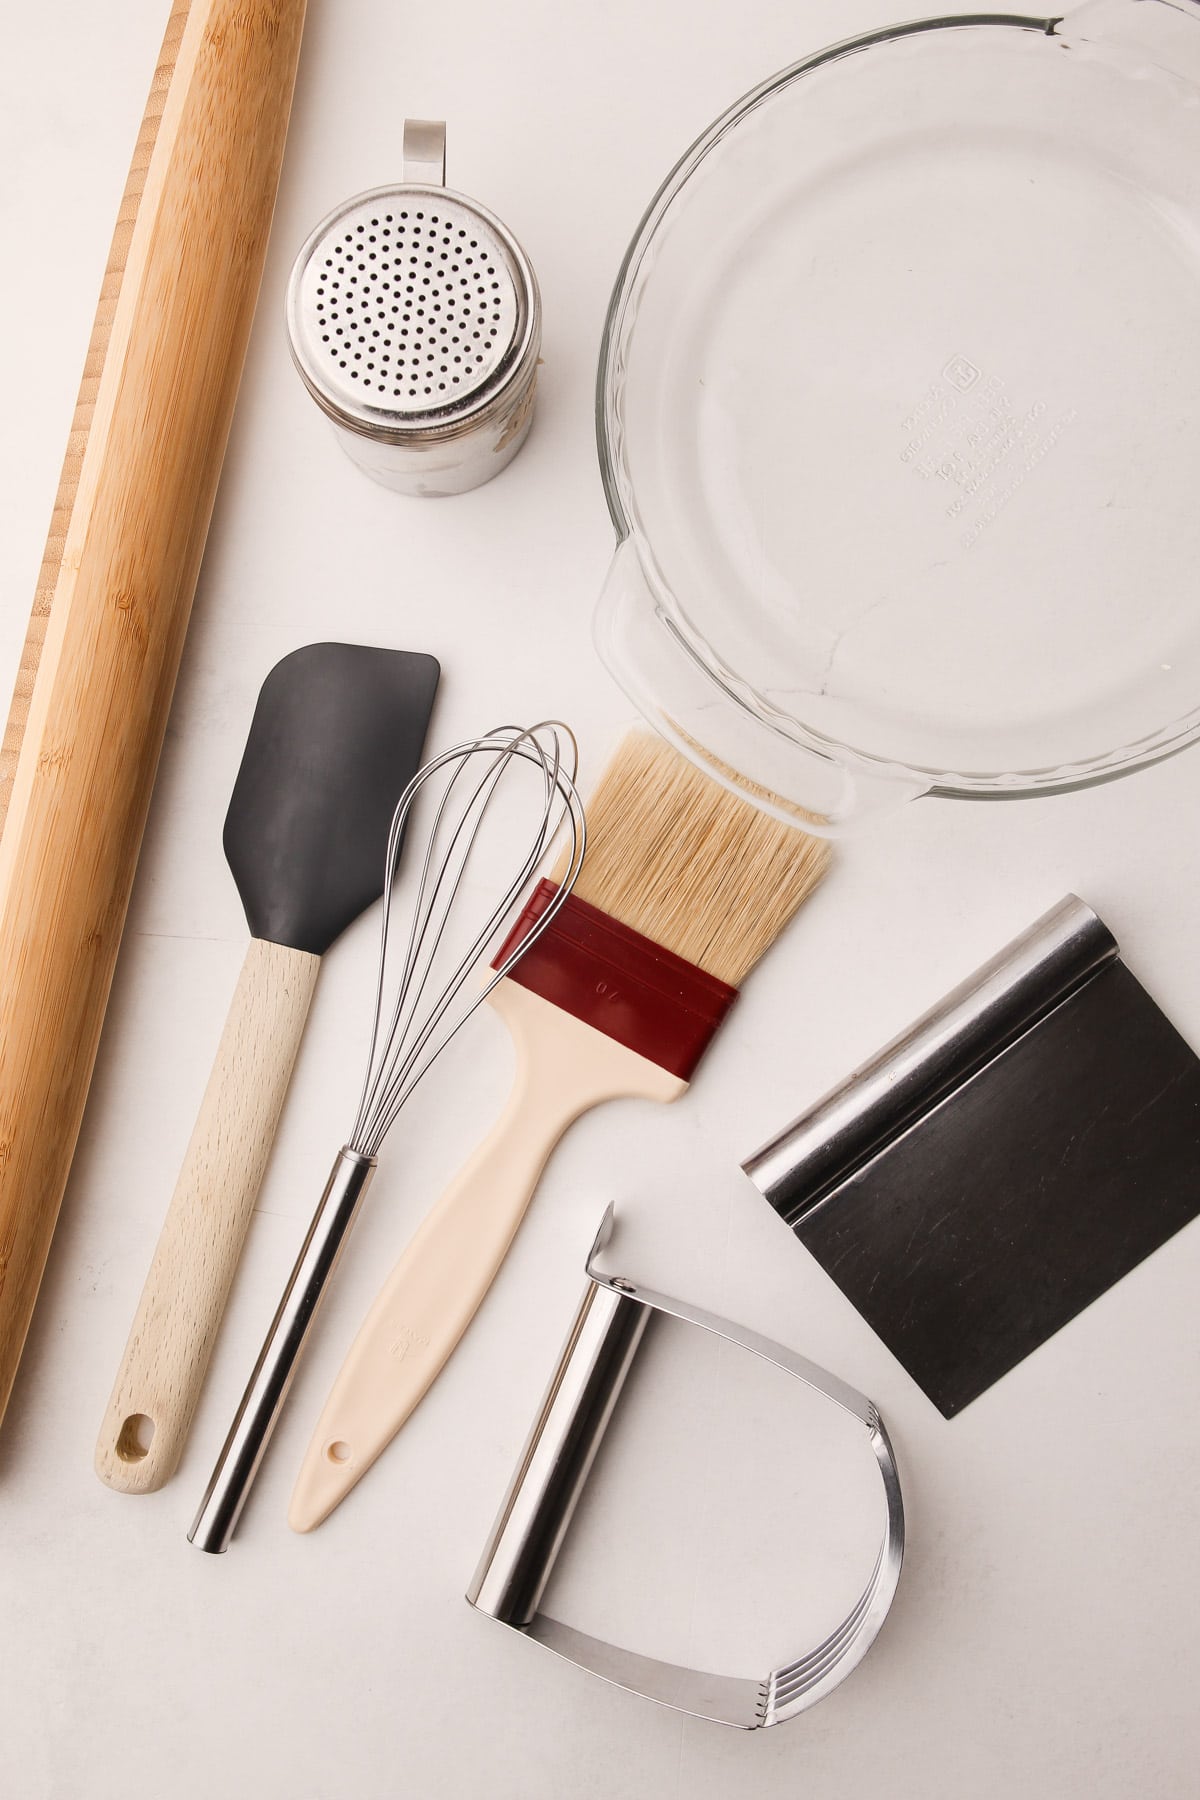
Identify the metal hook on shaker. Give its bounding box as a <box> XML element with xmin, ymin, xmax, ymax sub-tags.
<box><xmin>402</xmin><ymin>118</ymin><xmax>446</xmax><ymax>186</ymax></box>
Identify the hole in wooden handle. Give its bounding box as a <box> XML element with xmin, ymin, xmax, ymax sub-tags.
<box><xmin>326</xmin><ymin>1440</ymin><xmax>351</xmax><ymax>1464</ymax></box>
<box><xmin>116</xmin><ymin>1413</ymin><xmax>156</xmax><ymax>1462</ymax></box>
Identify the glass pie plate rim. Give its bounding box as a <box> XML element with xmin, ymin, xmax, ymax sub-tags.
<box><xmin>593</xmin><ymin>4</ymin><xmax>1200</xmax><ymax>808</ymax></box>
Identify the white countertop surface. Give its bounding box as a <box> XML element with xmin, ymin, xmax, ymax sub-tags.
<box><xmin>1</xmin><ymin>4</ymin><xmax>1198</xmax><ymax>1796</ymax></box>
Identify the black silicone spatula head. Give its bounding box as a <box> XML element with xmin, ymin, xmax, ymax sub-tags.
<box><xmin>223</xmin><ymin>643</ymin><xmax>440</xmax><ymax>954</ymax></box>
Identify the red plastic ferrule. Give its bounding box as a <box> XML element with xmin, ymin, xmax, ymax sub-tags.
<box><xmin>492</xmin><ymin>879</ymin><xmax>738</xmax><ymax>1081</ymax></box>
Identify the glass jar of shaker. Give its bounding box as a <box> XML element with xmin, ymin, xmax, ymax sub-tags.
<box><xmin>287</xmin><ymin>121</ymin><xmax>541</xmax><ymax>497</ymax></box>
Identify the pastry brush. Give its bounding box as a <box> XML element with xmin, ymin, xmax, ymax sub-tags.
<box><xmin>289</xmin><ymin>732</ymin><xmax>831</xmax><ymax>1531</ymax></box>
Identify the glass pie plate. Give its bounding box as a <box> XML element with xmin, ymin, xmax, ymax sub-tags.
<box><xmin>594</xmin><ymin>0</ymin><xmax>1200</xmax><ymax>826</ymax></box>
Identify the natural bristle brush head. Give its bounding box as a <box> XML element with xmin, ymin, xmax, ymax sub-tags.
<box><xmin>554</xmin><ymin>733</ymin><xmax>832</xmax><ymax>987</ymax></box>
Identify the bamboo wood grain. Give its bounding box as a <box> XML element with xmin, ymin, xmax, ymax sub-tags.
<box><xmin>0</xmin><ymin>0</ymin><xmax>308</xmax><ymax>1433</ymax></box>
<box><xmin>0</xmin><ymin>3</ymin><xmax>189</xmax><ymax>830</ymax></box>
<box><xmin>95</xmin><ymin>938</ymin><xmax>320</xmax><ymax>1493</ymax></box>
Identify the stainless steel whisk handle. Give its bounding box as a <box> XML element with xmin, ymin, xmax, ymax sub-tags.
<box><xmin>189</xmin><ymin>1148</ymin><xmax>375</xmax><ymax>1554</ymax></box>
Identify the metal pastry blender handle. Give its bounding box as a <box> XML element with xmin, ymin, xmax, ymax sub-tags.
<box><xmin>467</xmin><ymin>1208</ymin><xmax>905</xmax><ymax>1730</ymax></box>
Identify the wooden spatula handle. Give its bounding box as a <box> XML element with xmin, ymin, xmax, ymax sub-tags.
<box><xmin>95</xmin><ymin>937</ymin><xmax>319</xmax><ymax>1493</ymax></box>
<box><xmin>0</xmin><ymin>0</ymin><xmax>307</xmax><ymax>1433</ymax></box>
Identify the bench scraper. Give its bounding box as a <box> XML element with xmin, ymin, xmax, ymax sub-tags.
<box><xmin>95</xmin><ymin>641</ymin><xmax>439</xmax><ymax>1493</ymax></box>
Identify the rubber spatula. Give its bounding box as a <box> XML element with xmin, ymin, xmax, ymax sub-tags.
<box><xmin>95</xmin><ymin>641</ymin><xmax>439</xmax><ymax>1493</ymax></box>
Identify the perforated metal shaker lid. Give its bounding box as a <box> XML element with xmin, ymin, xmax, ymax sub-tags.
<box><xmin>287</xmin><ymin>121</ymin><xmax>539</xmax><ymax>444</ymax></box>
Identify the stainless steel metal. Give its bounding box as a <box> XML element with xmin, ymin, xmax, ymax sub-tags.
<box><xmin>190</xmin><ymin>725</ymin><xmax>586</xmax><ymax>1550</ymax></box>
<box><xmin>287</xmin><ymin>120</ymin><xmax>540</xmax><ymax>496</ymax></box>
<box><xmin>469</xmin><ymin>1280</ymin><xmax>650</xmax><ymax>1628</ymax></box>
<box><xmin>347</xmin><ymin>724</ymin><xmax>586</xmax><ymax>1159</ymax></box>
<box><xmin>744</xmin><ymin>894</ymin><xmax>1115</xmax><ymax>1222</ymax></box>
<box><xmin>189</xmin><ymin>1149</ymin><xmax>376</xmax><ymax>1554</ymax></box>
<box><xmin>742</xmin><ymin>892</ymin><xmax>1200</xmax><ymax>1419</ymax></box>
<box><xmin>468</xmin><ymin>1207</ymin><xmax>905</xmax><ymax>1729</ymax></box>
<box><xmin>401</xmin><ymin>118</ymin><xmax>446</xmax><ymax>187</ymax></box>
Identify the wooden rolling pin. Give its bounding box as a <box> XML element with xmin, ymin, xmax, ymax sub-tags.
<box><xmin>0</xmin><ymin>0</ymin><xmax>308</xmax><ymax>1434</ymax></box>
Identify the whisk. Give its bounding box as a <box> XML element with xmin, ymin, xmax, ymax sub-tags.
<box><xmin>189</xmin><ymin>723</ymin><xmax>585</xmax><ymax>1553</ymax></box>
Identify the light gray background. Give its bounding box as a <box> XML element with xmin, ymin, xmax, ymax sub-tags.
<box><xmin>1</xmin><ymin>3</ymin><xmax>1197</xmax><ymax>1796</ymax></box>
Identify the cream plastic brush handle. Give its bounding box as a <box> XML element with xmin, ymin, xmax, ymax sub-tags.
<box><xmin>95</xmin><ymin>937</ymin><xmax>320</xmax><ymax>1493</ymax></box>
<box><xmin>288</xmin><ymin>978</ymin><xmax>685</xmax><ymax>1533</ymax></box>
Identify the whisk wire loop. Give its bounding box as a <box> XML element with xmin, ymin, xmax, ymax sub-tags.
<box><xmin>359</xmin><ymin>749</ymin><xmax>536</xmax><ymax>1139</ymax></box>
<box><xmin>348</xmin><ymin>724</ymin><xmax>586</xmax><ymax>1160</ymax></box>
<box><xmin>361</xmin><ymin>745</ymin><xmax>513</xmax><ymax>1126</ymax></box>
